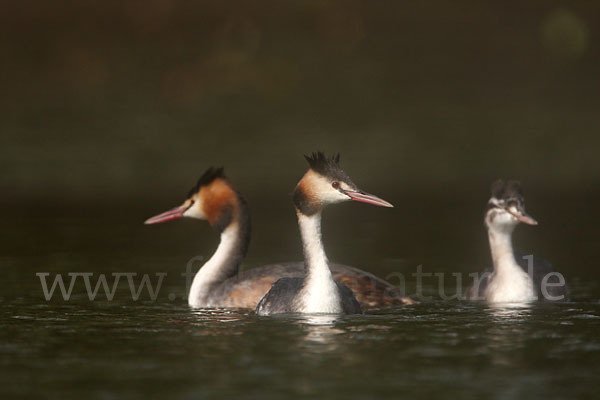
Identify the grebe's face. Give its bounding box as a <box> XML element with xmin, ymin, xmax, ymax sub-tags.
<box><xmin>145</xmin><ymin>172</ymin><xmax>235</xmax><ymax>225</ymax></box>
<box><xmin>187</xmin><ymin>178</ymin><xmax>237</xmax><ymax>225</ymax></box>
<box><xmin>296</xmin><ymin>169</ymin><xmax>393</xmax><ymax>213</ymax></box>
<box><xmin>485</xmin><ymin>196</ymin><xmax>537</xmax><ymax>232</ymax></box>
<box><xmin>300</xmin><ymin>170</ymin><xmax>356</xmax><ymax>205</ymax></box>
<box><xmin>293</xmin><ymin>152</ymin><xmax>393</xmax><ymax>215</ymax></box>
<box><xmin>181</xmin><ymin>195</ymin><xmax>205</xmax><ymax>220</ymax></box>
<box><xmin>144</xmin><ymin>191</ymin><xmax>206</xmax><ymax>225</ymax></box>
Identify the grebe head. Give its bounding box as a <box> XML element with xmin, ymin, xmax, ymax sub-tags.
<box><xmin>485</xmin><ymin>179</ymin><xmax>538</xmax><ymax>233</ymax></box>
<box><xmin>293</xmin><ymin>152</ymin><xmax>393</xmax><ymax>215</ymax></box>
<box><xmin>145</xmin><ymin>167</ymin><xmax>240</xmax><ymax>231</ymax></box>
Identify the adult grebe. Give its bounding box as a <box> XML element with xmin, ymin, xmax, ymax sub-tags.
<box><xmin>466</xmin><ymin>180</ymin><xmax>569</xmax><ymax>303</ymax></box>
<box><xmin>145</xmin><ymin>167</ymin><xmax>251</xmax><ymax>307</ymax></box>
<box><xmin>256</xmin><ymin>153</ymin><xmax>394</xmax><ymax>315</ymax></box>
<box><xmin>146</xmin><ymin>164</ymin><xmax>414</xmax><ymax>309</ymax></box>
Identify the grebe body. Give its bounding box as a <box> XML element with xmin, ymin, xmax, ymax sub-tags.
<box><xmin>256</xmin><ymin>153</ymin><xmax>394</xmax><ymax>315</ymax></box>
<box><xmin>466</xmin><ymin>180</ymin><xmax>569</xmax><ymax>303</ymax></box>
<box><xmin>146</xmin><ymin>166</ymin><xmax>413</xmax><ymax>309</ymax></box>
<box><xmin>192</xmin><ymin>261</ymin><xmax>410</xmax><ymax>309</ymax></box>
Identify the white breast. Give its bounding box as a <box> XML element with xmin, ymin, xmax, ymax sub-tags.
<box><xmin>298</xmin><ymin>277</ymin><xmax>342</xmax><ymax>313</ymax></box>
<box><xmin>485</xmin><ymin>264</ymin><xmax>537</xmax><ymax>303</ymax></box>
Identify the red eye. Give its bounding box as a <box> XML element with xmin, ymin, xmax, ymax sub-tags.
<box><xmin>332</xmin><ymin>181</ymin><xmax>340</xmax><ymax>189</ymax></box>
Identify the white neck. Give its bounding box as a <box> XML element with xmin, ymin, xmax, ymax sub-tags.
<box><xmin>296</xmin><ymin>211</ymin><xmax>341</xmax><ymax>313</ymax></box>
<box><xmin>188</xmin><ymin>224</ymin><xmax>240</xmax><ymax>307</ymax></box>
<box><xmin>486</xmin><ymin>227</ymin><xmax>536</xmax><ymax>303</ymax></box>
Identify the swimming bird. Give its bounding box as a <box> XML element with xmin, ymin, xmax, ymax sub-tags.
<box><xmin>466</xmin><ymin>180</ymin><xmax>569</xmax><ymax>303</ymax></box>
<box><xmin>145</xmin><ymin>167</ymin><xmax>251</xmax><ymax>307</ymax></box>
<box><xmin>145</xmin><ymin>162</ymin><xmax>413</xmax><ymax>309</ymax></box>
<box><xmin>256</xmin><ymin>153</ymin><xmax>394</xmax><ymax>315</ymax></box>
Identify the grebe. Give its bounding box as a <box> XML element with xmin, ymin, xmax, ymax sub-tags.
<box><xmin>256</xmin><ymin>153</ymin><xmax>394</xmax><ymax>315</ymax></box>
<box><xmin>466</xmin><ymin>180</ymin><xmax>569</xmax><ymax>303</ymax></box>
<box><xmin>145</xmin><ymin>167</ymin><xmax>251</xmax><ymax>307</ymax></box>
<box><xmin>146</xmin><ymin>164</ymin><xmax>414</xmax><ymax>309</ymax></box>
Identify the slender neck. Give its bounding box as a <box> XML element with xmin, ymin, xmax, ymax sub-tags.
<box><xmin>485</xmin><ymin>223</ymin><xmax>537</xmax><ymax>303</ymax></box>
<box><xmin>295</xmin><ymin>209</ymin><xmax>341</xmax><ymax>313</ymax></box>
<box><xmin>487</xmin><ymin>226</ymin><xmax>520</xmax><ymax>276</ymax></box>
<box><xmin>188</xmin><ymin>206</ymin><xmax>250</xmax><ymax>306</ymax></box>
<box><xmin>297</xmin><ymin>210</ymin><xmax>332</xmax><ymax>282</ymax></box>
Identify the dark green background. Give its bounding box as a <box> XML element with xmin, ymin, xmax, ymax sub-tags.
<box><xmin>2</xmin><ymin>1</ymin><xmax>598</xmax><ymax>282</ymax></box>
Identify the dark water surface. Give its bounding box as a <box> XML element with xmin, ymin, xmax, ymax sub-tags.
<box><xmin>1</xmin><ymin>203</ymin><xmax>599</xmax><ymax>399</ymax></box>
<box><xmin>2</xmin><ymin>300</ymin><xmax>600</xmax><ymax>399</ymax></box>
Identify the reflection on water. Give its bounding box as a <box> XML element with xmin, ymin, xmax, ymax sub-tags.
<box><xmin>486</xmin><ymin>303</ymin><xmax>533</xmax><ymax>320</ymax></box>
<box><xmin>484</xmin><ymin>304</ymin><xmax>533</xmax><ymax>367</ymax></box>
<box><xmin>297</xmin><ymin>315</ymin><xmax>345</xmax><ymax>350</ymax></box>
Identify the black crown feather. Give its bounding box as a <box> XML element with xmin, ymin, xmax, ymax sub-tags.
<box><xmin>304</xmin><ymin>152</ymin><xmax>340</xmax><ymax>170</ymax></box>
<box><xmin>187</xmin><ymin>167</ymin><xmax>226</xmax><ymax>198</ymax></box>
<box><xmin>304</xmin><ymin>152</ymin><xmax>355</xmax><ymax>186</ymax></box>
<box><xmin>490</xmin><ymin>179</ymin><xmax>526</xmax><ymax>212</ymax></box>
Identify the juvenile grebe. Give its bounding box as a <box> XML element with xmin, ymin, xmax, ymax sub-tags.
<box><xmin>146</xmin><ymin>165</ymin><xmax>414</xmax><ymax>309</ymax></box>
<box><xmin>256</xmin><ymin>153</ymin><xmax>394</xmax><ymax>315</ymax></box>
<box><xmin>466</xmin><ymin>180</ymin><xmax>569</xmax><ymax>303</ymax></box>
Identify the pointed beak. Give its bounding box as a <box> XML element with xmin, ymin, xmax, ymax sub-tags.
<box><xmin>144</xmin><ymin>206</ymin><xmax>187</xmax><ymax>224</ymax></box>
<box><xmin>345</xmin><ymin>190</ymin><xmax>394</xmax><ymax>208</ymax></box>
<box><xmin>506</xmin><ymin>207</ymin><xmax>538</xmax><ymax>225</ymax></box>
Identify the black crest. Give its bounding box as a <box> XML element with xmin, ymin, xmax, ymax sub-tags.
<box><xmin>490</xmin><ymin>179</ymin><xmax>526</xmax><ymax>210</ymax></box>
<box><xmin>187</xmin><ymin>167</ymin><xmax>226</xmax><ymax>198</ymax></box>
<box><xmin>304</xmin><ymin>152</ymin><xmax>355</xmax><ymax>187</ymax></box>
